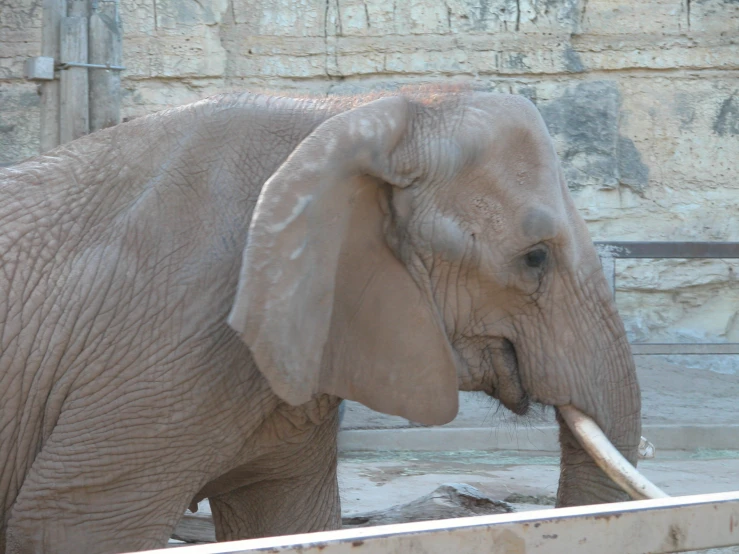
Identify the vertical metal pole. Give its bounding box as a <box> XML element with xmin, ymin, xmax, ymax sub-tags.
<box><xmin>89</xmin><ymin>0</ymin><xmax>122</xmax><ymax>131</ymax></box>
<box><xmin>39</xmin><ymin>0</ymin><xmax>67</xmax><ymax>151</ymax></box>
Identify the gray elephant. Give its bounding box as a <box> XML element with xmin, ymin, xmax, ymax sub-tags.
<box><xmin>0</xmin><ymin>89</ymin><xmax>653</xmax><ymax>554</ymax></box>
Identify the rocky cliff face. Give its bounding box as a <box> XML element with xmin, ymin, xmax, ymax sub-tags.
<box><xmin>1</xmin><ymin>0</ymin><xmax>737</xmax><ymax>360</ymax></box>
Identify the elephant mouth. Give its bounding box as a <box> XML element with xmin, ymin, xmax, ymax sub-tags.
<box><xmin>483</xmin><ymin>338</ymin><xmax>529</xmax><ymax>416</ymax></box>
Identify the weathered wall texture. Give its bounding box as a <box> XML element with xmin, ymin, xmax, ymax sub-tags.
<box><xmin>0</xmin><ymin>0</ymin><xmax>738</xmax><ymax>350</ymax></box>
<box><xmin>0</xmin><ymin>1</ymin><xmax>43</xmax><ymax>163</ymax></box>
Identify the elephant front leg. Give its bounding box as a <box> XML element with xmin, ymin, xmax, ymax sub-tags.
<box><xmin>209</xmin><ymin>409</ymin><xmax>341</xmax><ymax>540</ymax></box>
<box><xmin>5</xmin><ymin>424</ymin><xmax>209</xmax><ymax>553</ymax></box>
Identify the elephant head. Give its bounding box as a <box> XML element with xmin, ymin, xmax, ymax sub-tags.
<box><xmin>228</xmin><ymin>92</ymin><xmax>659</xmax><ymax>507</ymax></box>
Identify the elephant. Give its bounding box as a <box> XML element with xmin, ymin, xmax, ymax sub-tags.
<box><xmin>0</xmin><ymin>88</ymin><xmax>657</xmax><ymax>554</ymax></box>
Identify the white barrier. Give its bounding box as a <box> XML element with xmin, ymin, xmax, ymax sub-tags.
<box><xmin>139</xmin><ymin>491</ymin><xmax>739</xmax><ymax>554</ymax></box>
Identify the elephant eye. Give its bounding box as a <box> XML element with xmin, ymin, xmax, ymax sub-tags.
<box><xmin>524</xmin><ymin>248</ymin><xmax>547</xmax><ymax>269</ymax></box>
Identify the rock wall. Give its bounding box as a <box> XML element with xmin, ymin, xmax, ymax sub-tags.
<box><xmin>0</xmin><ymin>1</ymin><xmax>43</xmax><ymax>164</ymax></box>
<box><xmin>1</xmin><ymin>0</ymin><xmax>738</xmax><ymax>351</ymax></box>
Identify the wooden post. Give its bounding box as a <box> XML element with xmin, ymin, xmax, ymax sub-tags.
<box><xmin>89</xmin><ymin>0</ymin><xmax>122</xmax><ymax>131</ymax></box>
<box><xmin>60</xmin><ymin>0</ymin><xmax>89</xmax><ymax>143</ymax></box>
<box><xmin>39</xmin><ymin>0</ymin><xmax>67</xmax><ymax>152</ymax></box>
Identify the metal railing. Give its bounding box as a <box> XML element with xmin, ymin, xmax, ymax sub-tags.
<box><xmin>138</xmin><ymin>491</ymin><xmax>739</xmax><ymax>554</ymax></box>
<box><xmin>594</xmin><ymin>241</ymin><xmax>739</xmax><ymax>356</ymax></box>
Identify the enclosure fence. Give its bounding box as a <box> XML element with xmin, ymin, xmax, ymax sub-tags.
<box><xmin>136</xmin><ymin>491</ymin><xmax>739</xmax><ymax>554</ymax></box>
<box><xmin>26</xmin><ymin>0</ymin><xmax>123</xmax><ymax>151</ymax></box>
<box><xmin>594</xmin><ymin>241</ymin><xmax>739</xmax><ymax>355</ymax></box>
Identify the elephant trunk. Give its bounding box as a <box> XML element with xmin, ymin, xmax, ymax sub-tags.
<box><xmin>555</xmin><ymin>333</ymin><xmax>647</xmax><ymax>507</ymax></box>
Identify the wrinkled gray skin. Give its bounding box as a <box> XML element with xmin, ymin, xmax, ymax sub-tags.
<box><xmin>0</xmin><ymin>90</ymin><xmax>640</xmax><ymax>553</ymax></box>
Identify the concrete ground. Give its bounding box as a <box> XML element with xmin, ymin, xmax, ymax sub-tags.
<box><xmin>338</xmin><ymin>450</ymin><xmax>739</xmax><ymax>514</ymax></box>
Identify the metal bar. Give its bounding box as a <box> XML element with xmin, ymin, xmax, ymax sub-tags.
<box><xmin>138</xmin><ymin>492</ymin><xmax>739</xmax><ymax>554</ymax></box>
<box><xmin>593</xmin><ymin>241</ymin><xmax>739</xmax><ymax>259</ymax></box>
<box><xmin>631</xmin><ymin>343</ymin><xmax>739</xmax><ymax>355</ymax></box>
<box><xmin>59</xmin><ymin>61</ymin><xmax>126</xmax><ymax>70</ymax></box>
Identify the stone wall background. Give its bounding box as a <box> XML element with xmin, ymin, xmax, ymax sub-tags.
<box><xmin>1</xmin><ymin>0</ymin><xmax>738</xmax><ymax>353</ymax></box>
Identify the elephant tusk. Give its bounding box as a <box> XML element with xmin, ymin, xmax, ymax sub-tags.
<box><xmin>558</xmin><ymin>405</ymin><xmax>669</xmax><ymax>501</ymax></box>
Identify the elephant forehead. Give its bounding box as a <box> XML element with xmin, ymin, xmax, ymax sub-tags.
<box><xmin>469</xmin><ymin>193</ymin><xmax>507</xmax><ymax>232</ymax></box>
<box><xmin>521</xmin><ymin>207</ymin><xmax>557</xmax><ymax>241</ymax></box>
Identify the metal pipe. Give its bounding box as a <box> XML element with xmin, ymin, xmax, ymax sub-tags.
<box><xmin>58</xmin><ymin>61</ymin><xmax>126</xmax><ymax>71</ymax></box>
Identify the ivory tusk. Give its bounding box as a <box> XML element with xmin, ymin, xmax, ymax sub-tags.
<box><xmin>558</xmin><ymin>405</ymin><xmax>669</xmax><ymax>501</ymax></box>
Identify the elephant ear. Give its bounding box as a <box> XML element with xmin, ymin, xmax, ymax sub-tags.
<box><xmin>228</xmin><ymin>97</ymin><xmax>460</xmax><ymax>425</ymax></box>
